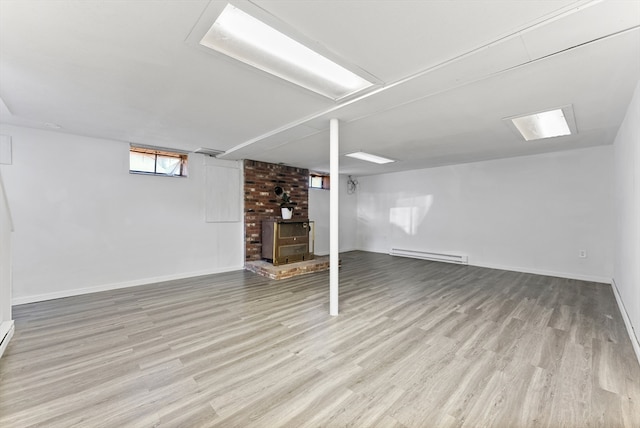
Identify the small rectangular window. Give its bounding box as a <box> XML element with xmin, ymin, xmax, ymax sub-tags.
<box><xmin>130</xmin><ymin>146</ymin><xmax>188</xmax><ymax>177</ymax></box>
<box><xmin>309</xmin><ymin>173</ymin><xmax>330</xmax><ymax>189</ymax></box>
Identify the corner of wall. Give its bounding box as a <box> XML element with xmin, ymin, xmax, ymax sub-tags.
<box><xmin>611</xmin><ymin>278</ymin><xmax>640</xmax><ymax>365</ymax></box>
<box><xmin>612</xmin><ymin>78</ymin><xmax>640</xmax><ymax>367</ymax></box>
<box><xmin>0</xmin><ymin>321</ymin><xmax>15</xmax><ymax>359</ymax></box>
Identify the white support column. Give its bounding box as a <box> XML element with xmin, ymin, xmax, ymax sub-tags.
<box><xmin>329</xmin><ymin>118</ymin><xmax>339</xmax><ymax>316</ymax></box>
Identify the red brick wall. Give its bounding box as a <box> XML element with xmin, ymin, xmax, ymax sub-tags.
<box><xmin>244</xmin><ymin>160</ymin><xmax>309</xmax><ymax>262</ymax></box>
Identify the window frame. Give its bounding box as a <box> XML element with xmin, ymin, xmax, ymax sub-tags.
<box><xmin>129</xmin><ymin>145</ymin><xmax>188</xmax><ymax>177</ymax></box>
<box><xmin>309</xmin><ymin>173</ymin><xmax>330</xmax><ymax>190</ymax></box>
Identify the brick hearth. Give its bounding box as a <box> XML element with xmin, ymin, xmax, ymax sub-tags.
<box><xmin>245</xmin><ymin>256</ymin><xmax>340</xmax><ymax>280</ymax></box>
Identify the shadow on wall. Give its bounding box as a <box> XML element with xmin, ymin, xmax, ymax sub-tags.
<box><xmin>390</xmin><ymin>195</ymin><xmax>433</xmax><ymax>235</ymax></box>
<box><xmin>356</xmin><ymin>192</ymin><xmax>434</xmax><ymax>250</ymax></box>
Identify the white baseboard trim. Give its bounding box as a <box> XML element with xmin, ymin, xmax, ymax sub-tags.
<box><xmin>468</xmin><ymin>261</ymin><xmax>612</xmax><ymax>284</ymax></box>
<box><xmin>611</xmin><ymin>278</ymin><xmax>640</xmax><ymax>366</ymax></box>
<box><xmin>12</xmin><ymin>265</ymin><xmax>244</xmax><ymax>305</ymax></box>
<box><xmin>356</xmin><ymin>247</ymin><xmax>612</xmax><ymax>284</ymax></box>
<box><xmin>0</xmin><ymin>320</ymin><xmax>15</xmax><ymax>359</ymax></box>
<box><xmin>356</xmin><ymin>248</ymin><xmax>613</xmax><ymax>283</ymax></box>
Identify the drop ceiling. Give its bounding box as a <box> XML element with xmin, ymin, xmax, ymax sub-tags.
<box><xmin>0</xmin><ymin>0</ymin><xmax>638</xmax><ymax>176</ymax></box>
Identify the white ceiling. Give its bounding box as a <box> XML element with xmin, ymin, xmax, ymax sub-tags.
<box><xmin>1</xmin><ymin>0</ymin><xmax>638</xmax><ymax>175</ymax></box>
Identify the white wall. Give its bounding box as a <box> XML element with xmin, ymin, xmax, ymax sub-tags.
<box><xmin>0</xmin><ymin>170</ymin><xmax>14</xmax><ymax>357</ymax></box>
<box><xmin>308</xmin><ymin>175</ymin><xmax>358</xmax><ymax>255</ymax></box>
<box><xmin>0</xmin><ymin>125</ymin><xmax>244</xmax><ymax>304</ymax></box>
<box><xmin>613</xmin><ymin>79</ymin><xmax>640</xmax><ymax>359</ymax></box>
<box><xmin>357</xmin><ymin>146</ymin><xmax>613</xmax><ymax>282</ymax></box>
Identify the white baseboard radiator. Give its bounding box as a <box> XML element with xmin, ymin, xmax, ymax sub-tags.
<box><xmin>389</xmin><ymin>248</ymin><xmax>469</xmax><ymax>265</ymax></box>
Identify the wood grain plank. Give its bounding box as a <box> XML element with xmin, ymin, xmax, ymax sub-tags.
<box><xmin>1</xmin><ymin>251</ymin><xmax>638</xmax><ymax>427</ymax></box>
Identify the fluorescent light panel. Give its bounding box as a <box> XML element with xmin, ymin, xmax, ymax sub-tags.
<box><xmin>346</xmin><ymin>152</ymin><xmax>395</xmax><ymax>164</ymax></box>
<box><xmin>509</xmin><ymin>108</ymin><xmax>573</xmax><ymax>141</ymax></box>
<box><xmin>200</xmin><ymin>4</ymin><xmax>373</xmax><ymax>100</ymax></box>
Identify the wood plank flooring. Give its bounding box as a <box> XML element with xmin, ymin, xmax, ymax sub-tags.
<box><xmin>1</xmin><ymin>251</ymin><xmax>639</xmax><ymax>427</ymax></box>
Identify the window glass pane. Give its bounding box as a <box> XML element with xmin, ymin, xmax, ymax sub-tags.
<box><xmin>130</xmin><ymin>151</ymin><xmax>156</xmax><ymax>173</ymax></box>
<box><xmin>129</xmin><ymin>146</ymin><xmax>187</xmax><ymax>177</ymax></box>
<box><xmin>156</xmin><ymin>155</ymin><xmax>181</xmax><ymax>175</ymax></box>
<box><xmin>310</xmin><ymin>176</ymin><xmax>323</xmax><ymax>188</ymax></box>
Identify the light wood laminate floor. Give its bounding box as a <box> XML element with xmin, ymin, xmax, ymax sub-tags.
<box><xmin>1</xmin><ymin>251</ymin><xmax>639</xmax><ymax>427</ymax></box>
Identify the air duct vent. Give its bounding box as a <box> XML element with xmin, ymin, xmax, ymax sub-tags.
<box><xmin>193</xmin><ymin>147</ymin><xmax>225</xmax><ymax>157</ymax></box>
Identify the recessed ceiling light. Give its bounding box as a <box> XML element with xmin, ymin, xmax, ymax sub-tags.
<box><xmin>200</xmin><ymin>3</ymin><xmax>374</xmax><ymax>100</ymax></box>
<box><xmin>346</xmin><ymin>152</ymin><xmax>395</xmax><ymax>164</ymax></box>
<box><xmin>504</xmin><ymin>105</ymin><xmax>577</xmax><ymax>141</ymax></box>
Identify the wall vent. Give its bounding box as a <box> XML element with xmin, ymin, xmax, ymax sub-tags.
<box><xmin>390</xmin><ymin>248</ymin><xmax>468</xmax><ymax>265</ymax></box>
<box><xmin>194</xmin><ymin>147</ymin><xmax>225</xmax><ymax>157</ymax></box>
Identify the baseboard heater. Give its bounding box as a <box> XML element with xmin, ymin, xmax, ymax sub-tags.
<box><xmin>390</xmin><ymin>248</ymin><xmax>469</xmax><ymax>265</ymax></box>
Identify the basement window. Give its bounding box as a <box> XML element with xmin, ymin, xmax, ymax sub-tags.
<box><xmin>129</xmin><ymin>146</ymin><xmax>188</xmax><ymax>177</ymax></box>
<box><xmin>309</xmin><ymin>173</ymin><xmax>330</xmax><ymax>190</ymax></box>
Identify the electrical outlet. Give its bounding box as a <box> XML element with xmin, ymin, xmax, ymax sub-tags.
<box><xmin>578</xmin><ymin>250</ymin><xmax>587</xmax><ymax>258</ymax></box>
